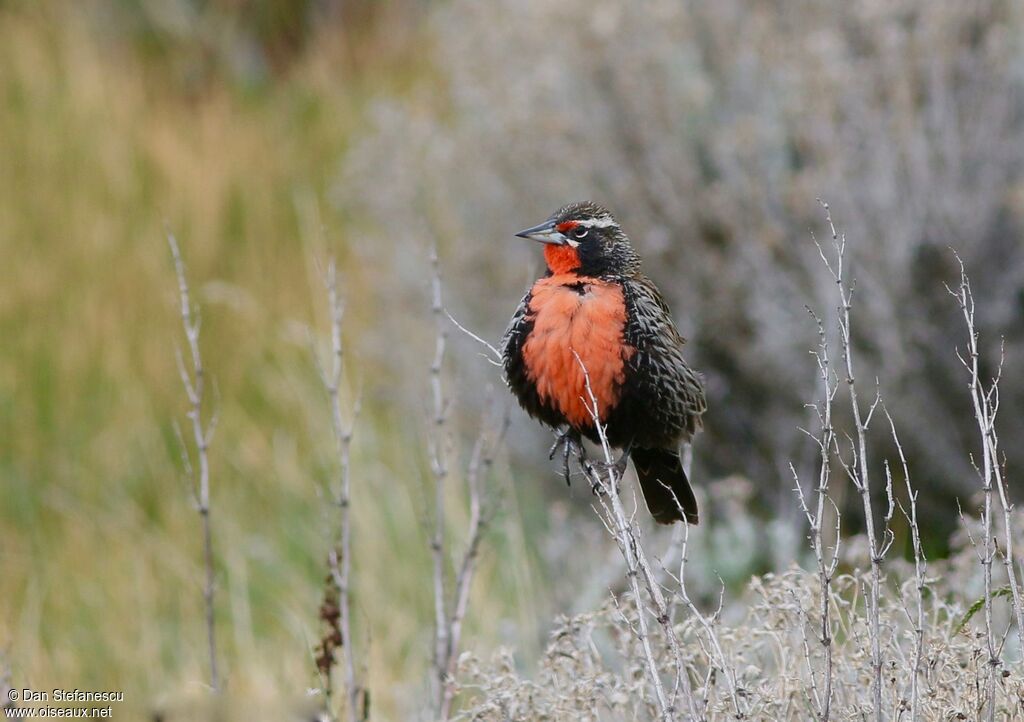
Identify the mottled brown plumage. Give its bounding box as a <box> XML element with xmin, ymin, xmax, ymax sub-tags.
<box><xmin>503</xmin><ymin>201</ymin><xmax>707</xmax><ymax>524</ymax></box>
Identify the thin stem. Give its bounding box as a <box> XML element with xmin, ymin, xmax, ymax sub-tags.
<box><xmin>793</xmin><ymin>305</ymin><xmax>840</xmax><ymax>722</ymax></box>
<box><xmin>440</xmin><ymin>406</ymin><xmax>507</xmax><ymax>720</ymax></box>
<box><xmin>428</xmin><ymin>248</ymin><xmax>504</xmax><ymax>720</ymax></box>
<box><xmin>885</xmin><ymin>408</ymin><xmax>924</xmax><ymax>722</ymax></box>
<box><xmin>573</xmin><ymin>351</ymin><xmax>700</xmax><ymax>722</ymax></box>
<box><xmin>429</xmin><ymin>245</ymin><xmax>450</xmax><ymax>717</ymax></box>
<box><xmin>816</xmin><ymin>202</ymin><xmax>885</xmax><ymax>722</ymax></box>
<box><xmin>317</xmin><ymin>259</ymin><xmax>361</xmax><ymax>721</ymax></box>
<box><xmin>948</xmin><ymin>254</ymin><xmax>1018</xmax><ymax>717</ymax></box>
<box><xmin>167</xmin><ymin>232</ymin><xmax>219</xmax><ymax>694</ymax></box>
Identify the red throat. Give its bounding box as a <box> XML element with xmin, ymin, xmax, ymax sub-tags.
<box><xmin>544</xmin><ymin>244</ymin><xmax>580</xmax><ymax>275</ymax></box>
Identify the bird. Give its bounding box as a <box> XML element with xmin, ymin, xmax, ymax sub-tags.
<box><xmin>501</xmin><ymin>201</ymin><xmax>707</xmax><ymax>524</ymax></box>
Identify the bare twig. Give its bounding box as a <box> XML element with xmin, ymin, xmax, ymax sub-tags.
<box><xmin>313</xmin><ymin>259</ymin><xmax>363</xmax><ymax>721</ymax></box>
<box><xmin>428</xmin><ymin>248</ymin><xmax>505</xmax><ymax>720</ymax></box>
<box><xmin>440</xmin><ymin>402</ymin><xmax>507</xmax><ymax>720</ymax></box>
<box><xmin>814</xmin><ymin>201</ymin><xmax>887</xmax><ymax>722</ymax></box>
<box><xmin>791</xmin><ymin>304</ymin><xmax>841</xmax><ymax>721</ymax></box>
<box><xmin>572</xmin><ymin>350</ymin><xmax>700</xmax><ymax>722</ymax></box>
<box><xmin>949</xmin><ymin>260</ymin><xmax>996</xmax><ymax>722</ymax></box>
<box><xmin>885</xmin><ymin>407</ymin><xmax>925</xmax><ymax>722</ymax></box>
<box><xmin>445</xmin><ymin>310</ymin><xmax>503</xmax><ymax>367</ymax></box>
<box><xmin>947</xmin><ymin>252</ymin><xmax>1022</xmax><ymax>715</ymax></box>
<box><xmin>666</xmin><ymin>515</ymin><xmax>743</xmax><ymax>720</ymax></box>
<box><xmin>429</xmin><ymin>246</ymin><xmax>451</xmax><ymax>716</ymax></box>
<box><xmin>167</xmin><ymin>232</ymin><xmax>219</xmax><ymax>693</ymax></box>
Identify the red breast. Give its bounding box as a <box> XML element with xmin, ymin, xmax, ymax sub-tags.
<box><xmin>521</xmin><ymin>275</ymin><xmax>634</xmax><ymax>428</ymax></box>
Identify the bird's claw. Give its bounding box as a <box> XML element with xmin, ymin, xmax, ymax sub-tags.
<box><xmin>584</xmin><ymin>460</ymin><xmax>622</xmax><ymax>496</ymax></box>
<box><xmin>549</xmin><ymin>429</ymin><xmax>583</xmax><ymax>487</ymax></box>
<box><xmin>583</xmin><ymin>444</ymin><xmax>632</xmax><ymax>497</ymax></box>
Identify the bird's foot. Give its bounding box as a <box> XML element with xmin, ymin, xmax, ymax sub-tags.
<box><xmin>584</xmin><ymin>443</ymin><xmax>632</xmax><ymax>496</ymax></box>
<box><xmin>549</xmin><ymin>428</ymin><xmax>583</xmax><ymax>487</ymax></box>
<box><xmin>584</xmin><ymin>460</ymin><xmax>619</xmax><ymax>497</ymax></box>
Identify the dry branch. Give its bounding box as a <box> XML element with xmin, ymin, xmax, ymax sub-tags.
<box><xmin>791</xmin><ymin>303</ymin><xmax>841</xmax><ymax>721</ymax></box>
<box><xmin>312</xmin><ymin>259</ymin><xmax>364</xmax><ymax>721</ymax></box>
<box><xmin>428</xmin><ymin>245</ymin><xmax>452</xmax><ymax>717</ymax></box>
<box><xmin>885</xmin><ymin>407</ymin><xmax>925</xmax><ymax>722</ymax></box>
<box><xmin>571</xmin><ymin>351</ymin><xmax>703</xmax><ymax>722</ymax></box>
<box><xmin>947</xmin><ymin>253</ymin><xmax>1023</xmax><ymax>714</ymax></box>
<box><xmin>167</xmin><ymin>232</ymin><xmax>220</xmax><ymax>693</ymax></box>
<box><xmin>428</xmin><ymin>247</ymin><xmax>506</xmax><ymax>720</ymax></box>
<box><xmin>813</xmin><ymin>202</ymin><xmax>890</xmax><ymax>722</ymax></box>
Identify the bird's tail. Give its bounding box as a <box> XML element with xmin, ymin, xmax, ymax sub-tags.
<box><xmin>632</xmin><ymin>447</ymin><xmax>699</xmax><ymax>525</ymax></box>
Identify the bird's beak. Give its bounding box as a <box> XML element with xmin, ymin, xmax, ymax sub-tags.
<box><xmin>515</xmin><ymin>219</ymin><xmax>566</xmax><ymax>246</ymax></box>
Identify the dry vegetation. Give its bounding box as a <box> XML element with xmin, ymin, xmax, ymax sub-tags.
<box><xmin>344</xmin><ymin>0</ymin><xmax>1024</xmax><ymax>548</ymax></box>
<box><xmin>452</xmin><ymin>210</ymin><xmax>1024</xmax><ymax>720</ymax></box>
<box><xmin>1</xmin><ymin>1</ymin><xmax>1024</xmax><ymax>721</ymax></box>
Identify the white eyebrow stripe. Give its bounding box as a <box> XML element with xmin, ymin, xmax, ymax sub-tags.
<box><xmin>575</xmin><ymin>216</ymin><xmax>617</xmax><ymax>229</ymax></box>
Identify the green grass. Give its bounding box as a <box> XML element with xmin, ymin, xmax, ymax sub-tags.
<box><xmin>0</xmin><ymin>4</ymin><xmax>546</xmax><ymax>718</ymax></box>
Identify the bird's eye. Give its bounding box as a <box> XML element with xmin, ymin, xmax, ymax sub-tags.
<box><xmin>573</xmin><ymin>227</ymin><xmax>589</xmax><ymax>239</ymax></box>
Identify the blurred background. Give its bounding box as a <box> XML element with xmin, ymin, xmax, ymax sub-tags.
<box><xmin>1</xmin><ymin>0</ymin><xmax>1023</xmax><ymax>718</ymax></box>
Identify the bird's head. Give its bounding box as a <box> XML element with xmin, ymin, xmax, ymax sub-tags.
<box><xmin>515</xmin><ymin>201</ymin><xmax>640</xmax><ymax>277</ymax></box>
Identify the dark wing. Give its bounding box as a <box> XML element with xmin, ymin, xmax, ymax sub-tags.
<box><xmin>501</xmin><ymin>289</ymin><xmax>568</xmax><ymax>430</ymax></box>
<box><xmin>605</xmin><ymin>275</ymin><xmax>706</xmax><ymax>448</ymax></box>
<box><xmin>501</xmin><ymin>289</ymin><xmax>532</xmax><ymax>366</ymax></box>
